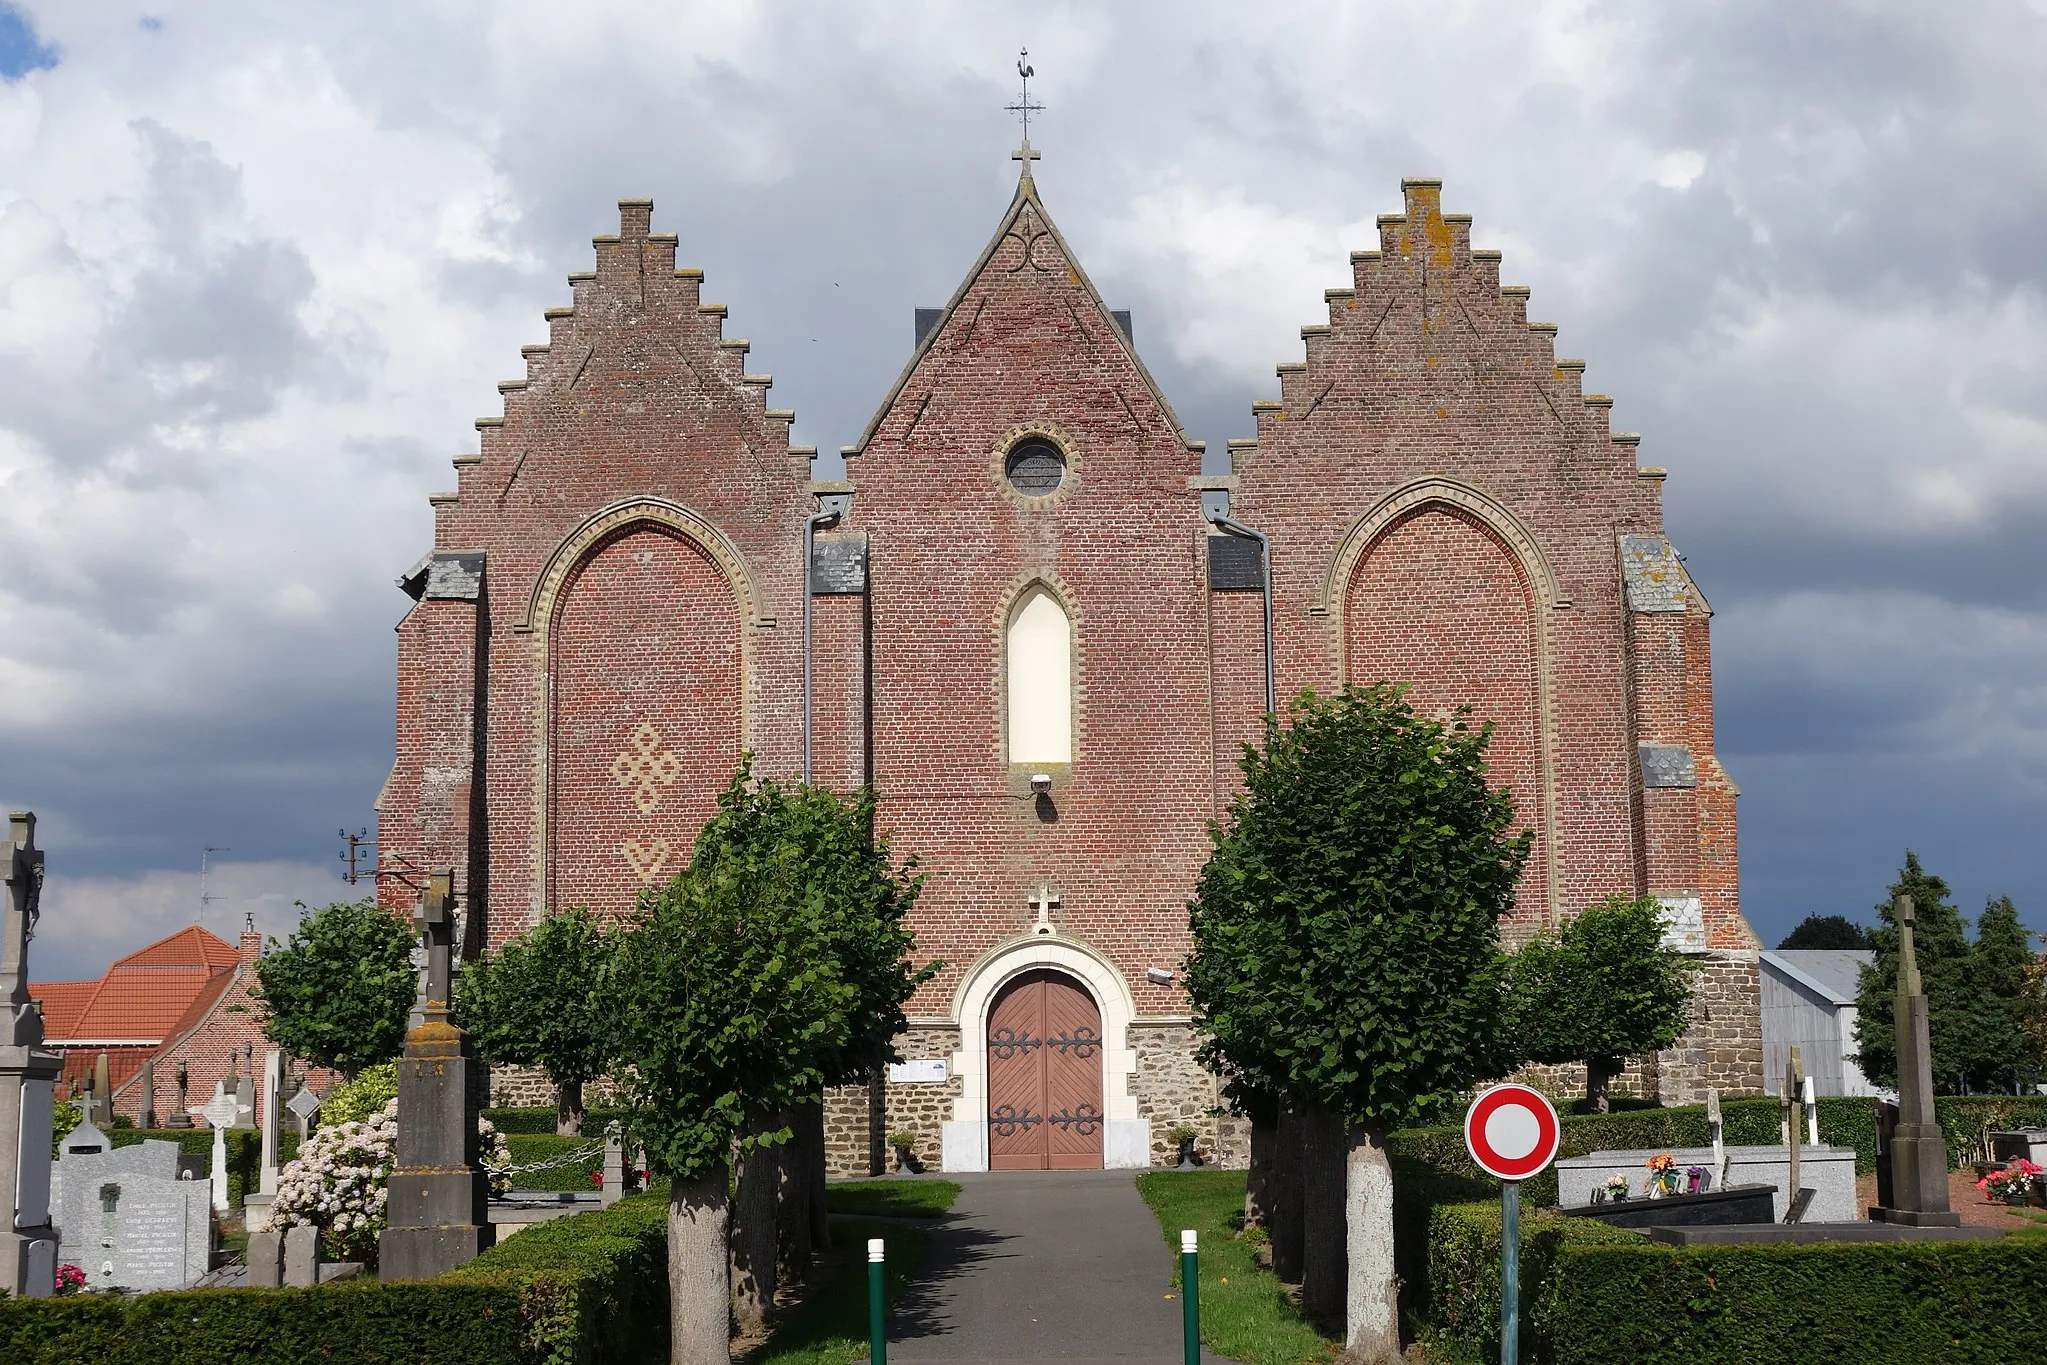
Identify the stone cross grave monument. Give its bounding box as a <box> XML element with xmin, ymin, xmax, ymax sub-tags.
<box><xmin>286</xmin><ymin>1082</ymin><xmax>321</xmax><ymax>1137</ymax></box>
<box><xmin>52</xmin><ymin>1128</ymin><xmax>212</xmax><ymax>1292</ymax></box>
<box><xmin>190</xmin><ymin>1084</ymin><xmax>250</xmax><ymax>1215</ymax></box>
<box><xmin>1870</xmin><ymin>894</ymin><xmax>1961</xmax><ymax>1227</ymax></box>
<box><xmin>379</xmin><ymin>869</ymin><xmax>495</xmax><ymax>1278</ymax></box>
<box><xmin>0</xmin><ymin>811</ymin><xmax>61</xmax><ymax>1298</ymax></box>
<box><xmin>244</xmin><ymin>1049</ymin><xmax>285</xmax><ymax>1232</ymax></box>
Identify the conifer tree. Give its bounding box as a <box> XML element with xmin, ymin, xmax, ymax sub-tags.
<box><xmin>1777</xmin><ymin>913</ymin><xmax>1870</xmax><ymax>950</ymax></box>
<box><xmin>1854</xmin><ymin>852</ymin><xmax>1983</xmax><ymax>1091</ymax></box>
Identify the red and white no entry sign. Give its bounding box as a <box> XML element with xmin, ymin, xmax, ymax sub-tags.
<box><xmin>1463</xmin><ymin>1083</ymin><xmax>1561</xmax><ymax>1182</ymax></box>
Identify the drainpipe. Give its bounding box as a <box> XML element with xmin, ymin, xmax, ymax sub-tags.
<box><xmin>803</xmin><ymin>497</ymin><xmax>847</xmax><ymax>784</ymax></box>
<box><xmin>1206</xmin><ymin>509</ymin><xmax>1275</xmax><ymax>719</ymax></box>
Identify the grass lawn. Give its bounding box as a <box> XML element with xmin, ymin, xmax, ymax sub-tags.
<box><xmin>823</xmin><ymin>1179</ymin><xmax>963</xmax><ymax>1220</ymax></box>
<box><xmin>754</xmin><ymin>1182</ymin><xmax>961</xmax><ymax>1365</ymax></box>
<box><xmin>1137</xmin><ymin>1171</ymin><xmax>1339</xmax><ymax>1365</ymax></box>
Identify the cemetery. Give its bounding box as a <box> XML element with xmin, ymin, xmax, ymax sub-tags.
<box><xmin>0</xmin><ymin>35</ymin><xmax>2043</xmax><ymax>1365</ymax></box>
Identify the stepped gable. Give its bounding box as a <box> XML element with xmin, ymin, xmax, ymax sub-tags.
<box><xmin>427</xmin><ymin>198</ymin><xmax>813</xmax><ymax>616</ymax></box>
<box><xmin>1228</xmin><ymin>179</ymin><xmax>1745</xmax><ymax>951</ymax></box>
<box><xmin>382</xmin><ymin>199</ymin><xmax>817</xmax><ymax>934</ymax></box>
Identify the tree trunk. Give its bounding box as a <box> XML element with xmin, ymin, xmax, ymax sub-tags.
<box><xmin>805</xmin><ymin>1097</ymin><xmax>832</xmax><ymax>1251</ymax></box>
<box><xmin>1299</xmin><ymin>1104</ymin><xmax>1347</xmax><ymax>1329</ymax></box>
<box><xmin>1270</xmin><ymin>1101</ymin><xmax>1305</xmax><ymax>1284</ymax></box>
<box><xmin>668</xmin><ymin>1165</ymin><xmax>731</xmax><ymax>1365</ymax></box>
<box><xmin>1245</xmin><ymin>1116</ymin><xmax>1276</xmax><ymax>1229</ymax></box>
<box><xmin>1585</xmin><ymin>1057</ymin><xmax>1618</xmax><ymax>1114</ymax></box>
<box><xmin>556</xmin><ymin>1077</ymin><xmax>585</xmax><ymax>1137</ymax></box>
<box><xmin>1339</xmin><ymin>1123</ymin><xmax>1401</xmax><ymax>1365</ymax></box>
<box><xmin>777</xmin><ymin>1105</ymin><xmax>812</xmax><ymax>1282</ymax></box>
<box><xmin>731</xmin><ymin>1117</ymin><xmax>780</xmax><ymax>1332</ymax></box>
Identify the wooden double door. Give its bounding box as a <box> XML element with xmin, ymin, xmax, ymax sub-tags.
<box><xmin>987</xmin><ymin>969</ymin><xmax>1105</xmax><ymax>1170</ymax></box>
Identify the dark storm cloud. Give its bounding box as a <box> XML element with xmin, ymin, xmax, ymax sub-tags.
<box><xmin>2</xmin><ymin>0</ymin><xmax>2043</xmax><ymax>976</ymax></box>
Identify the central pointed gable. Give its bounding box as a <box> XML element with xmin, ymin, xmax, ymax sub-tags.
<box><xmin>849</xmin><ymin>170</ymin><xmax>1192</xmax><ymax>456</ymax></box>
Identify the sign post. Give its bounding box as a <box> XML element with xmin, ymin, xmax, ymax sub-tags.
<box><xmin>1464</xmin><ymin>1084</ymin><xmax>1562</xmax><ymax>1365</ymax></box>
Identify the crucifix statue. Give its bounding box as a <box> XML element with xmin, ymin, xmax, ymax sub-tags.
<box><xmin>414</xmin><ymin>869</ymin><xmax>456</xmax><ymax>1021</ymax></box>
<box><xmin>1029</xmin><ymin>883</ymin><xmax>1061</xmax><ymax>937</ymax></box>
<box><xmin>2</xmin><ymin>812</ymin><xmax>62</xmax><ymax>1297</ymax></box>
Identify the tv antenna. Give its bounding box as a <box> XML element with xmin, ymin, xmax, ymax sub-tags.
<box><xmin>199</xmin><ymin>846</ymin><xmax>230</xmax><ymax>926</ymax></box>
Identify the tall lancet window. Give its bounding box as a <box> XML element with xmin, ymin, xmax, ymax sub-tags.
<box><xmin>1006</xmin><ymin>586</ymin><xmax>1072</xmax><ymax>764</ymax></box>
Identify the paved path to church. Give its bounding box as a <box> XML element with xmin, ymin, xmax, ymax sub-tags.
<box><xmin>883</xmin><ymin>1170</ymin><xmax>1235</xmax><ymax>1365</ymax></box>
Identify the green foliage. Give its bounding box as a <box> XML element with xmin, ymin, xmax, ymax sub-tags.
<box><xmin>822</xmin><ymin>1179</ymin><xmax>961</xmax><ymax>1219</ymax></box>
<box><xmin>753</xmin><ymin>1216</ymin><xmax>928</xmax><ymax>1365</ymax></box>
<box><xmin>1776</xmin><ymin>913</ymin><xmax>1870</xmax><ymax>950</ymax></box>
<box><xmin>49</xmin><ymin>1099</ymin><xmax>80</xmax><ymax>1160</ymax></box>
<box><xmin>498</xmin><ymin>1134</ymin><xmax>606</xmax><ymax>1193</ymax></box>
<box><xmin>611</xmin><ymin>765</ymin><xmax>860</xmax><ymax>1179</ymax></box>
<box><xmin>460</xmin><ymin>907</ymin><xmax>618</xmax><ymax>1098</ymax></box>
<box><xmin>1421</xmin><ymin>1201</ymin><xmax>2047</xmax><ymax>1364</ymax></box>
<box><xmin>1186</xmin><ymin>684</ymin><xmax>1531</xmax><ymax>1127</ymax></box>
<box><xmin>0</xmin><ymin>1194</ymin><xmax>668</xmax><ymax>1364</ymax></box>
<box><xmin>252</xmin><ymin>899</ymin><xmax>416</xmax><ymax>1077</ymax></box>
<box><xmin>317</xmin><ymin>1063</ymin><xmax>397</xmax><ymax>1128</ymax></box>
<box><xmin>1135</xmin><ymin>1171</ymin><xmax>1337</xmax><ymax>1365</ymax></box>
<box><xmin>1854</xmin><ymin>852</ymin><xmax>2041</xmax><ymax>1091</ymax></box>
<box><xmin>1506</xmin><ymin>895</ymin><xmax>1696</xmax><ymax>1108</ymax></box>
<box><xmin>482</xmin><ymin>1106</ymin><xmax>631</xmax><ymax>1136</ymax></box>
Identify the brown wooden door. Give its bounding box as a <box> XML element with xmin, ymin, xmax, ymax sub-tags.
<box><xmin>987</xmin><ymin>969</ymin><xmax>1104</xmax><ymax>1170</ymax></box>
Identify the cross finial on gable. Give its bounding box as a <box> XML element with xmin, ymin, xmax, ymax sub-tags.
<box><xmin>1029</xmin><ymin>882</ymin><xmax>1061</xmax><ymax>936</ymax></box>
<box><xmin>1006</xmin><ymin>48</ymin><xmax>1044</xmax><ymax>175</ymax></box>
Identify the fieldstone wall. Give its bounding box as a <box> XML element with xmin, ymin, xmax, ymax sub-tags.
<box><xmin>1131</xmin><ymin>1022</ymin><xmax>1247</xmax><ymax>1169</ymax></box>
<box><xmin>1654</xmin><ymin>951</ymin><xmax>1764</xmax><ymax>1103</ymax></box>
<box><xmin>823</xmin><ymin>1025</ymin><xmax>963</xmax><ymax>1177</ymax></box>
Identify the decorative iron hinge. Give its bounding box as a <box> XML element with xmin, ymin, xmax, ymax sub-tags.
<box><xmin>1046</xmin><ymin>1027</ymin><xmax>1099</xmax><ymax>1058</ymax></box>
<box><xmin>1046</xmin><ymin>1105</ymin><xmax>1103</xmax><ymax>1136</ymax></box>
<box><xmin>989</xmin><ymin>1105</ymin><xmax>1043</xmax><ymax>1137</ymax></box>
<box><xmin>989</xmin><ymin>1027</ymin><xmax>1042</xmax><ymax>1060</ymax></box>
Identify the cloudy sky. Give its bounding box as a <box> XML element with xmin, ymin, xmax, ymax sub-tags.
<box><xmin>2</xmin><ymin>1</ymin><xmax>2044</xmax><ymax>980</ymax></box>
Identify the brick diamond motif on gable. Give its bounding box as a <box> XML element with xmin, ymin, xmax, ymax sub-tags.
<box><xmin>609</xmin><ymin>724</ymin><xmax>684</xmax><ymax>814</ymax></box>
<box><xmin>619</xmin><ymin>837</ymin><xmax>672</xmax><ymax>887</ymax></box>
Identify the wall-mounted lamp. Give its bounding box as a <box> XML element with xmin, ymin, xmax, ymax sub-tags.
<box><xmin>1030</xmin><ymin>772</ymin><xmax>1053</xmax><ymax>795</ymax></box>
<box><xmin>1146</xmin><ymin>967</ymin><xmax>1175</xmax><ymax>985</ymax></box>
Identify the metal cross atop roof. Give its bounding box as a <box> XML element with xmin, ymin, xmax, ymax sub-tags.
<box><xmin>1006</xmin><ymin>48</ymin><xmax>1044</xmax><ymax>163</ymax></box>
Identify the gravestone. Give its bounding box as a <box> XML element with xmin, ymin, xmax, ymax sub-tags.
<box><xmin>286</xmin><ymin>1084</ymin><xmax>322</xmax><ymax>1137</ymax></box>
<box><xmin>139</xmin><ymin>1058</ymin><xmax>158</xmax><ymax>1130</ymax></box>
<box><xmin>168</xmin><ymin>1061</ymin><xmax>192</xmax><ymax>1128</ymax></box>
<box><xmin>379</xmin><ymin>870</ymin><xmax>494</xmax><ymax>1278</ymax></box>
<box><xmin>283</xmin><ymin>1223</ymin><xmax>323</xmax><ymax>1288</ymax></box>
<box><xmin>1557</xmin><ymin>1144</ymin><xmax>1858</xmax><ymax>1223</ymax></box>
<box><xmin>0</xmin><ymin>810</ymin><xmax>62</xmax><ymax>1298</ymax></box>
<box><xmin>1870</xmin><ymin>894</ymin><xmax>1961</xmax><ymax>1227</ymax></box>
<box><xmin>51</xmin><ymin>1136</ymin><xmax>211</xmax><ymax>1291</ymax></box>
<box><xmin>244</xmin><ymin>1050</ymin><xmax>285</xmax><ymax>1232</ymax></box>
<box><xmin>190</xmin><ymin>1085</ymin><xmax>249</xmax><ymax>1215</ymax></box>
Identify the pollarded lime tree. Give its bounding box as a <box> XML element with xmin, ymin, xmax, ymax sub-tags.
<box><xmin>1505</xmin><ymin>895</ymin><xmax>1696</xmax><ymax>1113</ymax></box>
<box><xmin>612</xmin><ymin>768</ymin><xmax>860</xmax><ymax>1365</ymax></box>
<box><xmin>459</xmin><ymin>905</ymin><xmax>618</xmax><ymax>1134</ymax></box>
<box><xmin>253</xmin><ymin>899</ymin><xmax>417</xmax><ymax>1080</ymax></box>
<box><xmin>777</xmin><ymin>781</ymin><xmax>933</xmax><ymax>1268</ymax></box>
<box><xmin>1185</xmin><ymin>685</ymin><xmax>1529</xmax><ymax>1365</ymax></box>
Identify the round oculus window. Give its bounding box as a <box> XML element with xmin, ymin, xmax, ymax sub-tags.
<box><xmin>1004</xmin><ymin>438</ymin><xmax>1067</xmax><ymax>496</ymax></box>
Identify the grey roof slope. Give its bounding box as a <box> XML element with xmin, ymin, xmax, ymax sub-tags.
<box><xmin>1762</xmin><ymin>949</ymin><xmax>1873</xmax><ymax>1006</ymax></box>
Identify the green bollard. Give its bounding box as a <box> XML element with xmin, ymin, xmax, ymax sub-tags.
<box><xmin>1180</xmin><ymin>1229</ymin><xmax>1200</xmax><ymax>1365</ymax></box>
<box><xmin>868</xmin><ymin>1237</ymin><xmax>887</xmax><ymax>1365</ymax></box>
<box><xmin>1500</xmin><ymin>1180</ymin><xmax>1519</xmax><ymax>1365</ymax></box>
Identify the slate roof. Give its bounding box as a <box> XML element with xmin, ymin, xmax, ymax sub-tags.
<box><xmin>1762</xmin><ymin>949</ymin><xmax>1873</xmax><ymax>1007</ymax></box>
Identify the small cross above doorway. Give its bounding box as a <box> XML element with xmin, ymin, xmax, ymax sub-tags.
<box><xmin>1029</xmin><ymin>883</ymin><xmax>1060</xmax><ymax>937</ymax></box>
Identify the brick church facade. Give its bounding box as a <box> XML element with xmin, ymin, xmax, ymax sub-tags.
<box><xmin>378</xmin><ymin>160</ymin><xmax>1763</xmax><ymax>1173</ymax></box>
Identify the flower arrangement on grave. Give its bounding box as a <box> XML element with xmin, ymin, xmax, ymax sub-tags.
<box><xmin>1686</xmin><ymin>1165</ymin><xmax>1707</xmax><ymax>1195</ymax></box>
<box><xmin>1976</xmin><ymin>1158</ymin><xmax>2044</xmax><ymax>1205</ymax></box>
<box><xmin>271</xmin><ymin>1098</ymin><xmax>512</xmax><ymax>1263</ymax></box>
<box><xmin>54</xmin><ymin>1263</ymin><xmax>86</xmax><ymax>1296</ymax></box>
<box><xmin>1643</xmin><ymin>1151</ymin><xmax>1681</xmax><ymax>1197</ymax></box>
<box><xmin>1601</xmin><ymin>1171</ymin><xmax>1630</xmax><ymax>1202</ymax></box>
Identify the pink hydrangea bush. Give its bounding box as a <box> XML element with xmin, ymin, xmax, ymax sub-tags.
<box><xmin>271</xmin><ymin>1099</ymin><xmax>512</xmax><ymax>1263</ymax></box>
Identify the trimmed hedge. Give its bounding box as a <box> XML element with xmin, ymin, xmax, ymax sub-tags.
<box><xmin>104</xmin><ymin>1129</ymin><xmax>300</xmax><ymax>1209</ymax></box>
<box><xmin>482</xmin><ymin>1107</ymin><xmax>632</xmax><ymax>1136</ymax></box>
<box><xmin>1391</xmin><ymin>1094</ymin><xmax>2047</xmax><ymax>1206</ymax></box>
<box><xmin>502</xmin><ymin>1134</ymin><xmax>607</xmax><ymax>1194</ymax></box>
<box><xmin>0</xmin><ymin>1192</ymin><xmax>669</xmax><ymax>1364</ymax></box>
<box><xmin>1421</xmin><ymin>1199</ymin><xmax>2047</xmax><ymax>1364</ymax></box>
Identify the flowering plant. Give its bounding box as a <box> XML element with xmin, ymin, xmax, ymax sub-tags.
<box><xmin>1976</xmin><ymin>1159</ymin><xmax>2044</xmax><ymax>1203</ymax></box>
<box><xmin>1643</xmin><ymin>1151</ymin><xmax>1680</xmax><ymax>1196</ymax></box>
<box><xmin>54</xmin><ymin>1263</ymin><xmax>86</xmax><ymax>1295</ymax></box>
<box><xmin>271</xmin><ymin>1099</ymin><xmax>512</xmax><ymax>1264</ymax></box>
<box><xmin>1602</xmin><ymin>1172</ymin><xmax>1630</xmax><ymax>1201</ymax></box>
